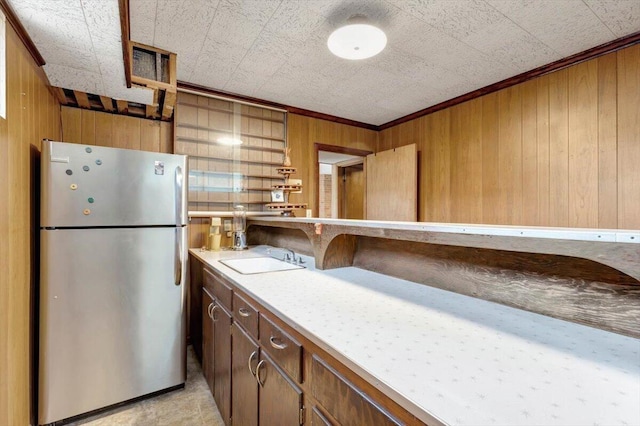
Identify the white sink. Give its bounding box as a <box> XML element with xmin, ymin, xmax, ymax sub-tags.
<box><xmin>219</xmin><ymin>257</ymin><xmax>304</xmax><ymax>274</ymax></box>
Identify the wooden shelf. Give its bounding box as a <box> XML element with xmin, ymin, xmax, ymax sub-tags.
<box><xmin>276</xmin><ymin>167</ymin><xmax>297</xmax><ymax>175</ymax></box>
<box><xmin>272</xmin><ymin>184</ymin><xmax>302</xmax><ymax>191</ymax></box>
<box><xmin>265</xmin><ymin>203</ymin><xmax>308</xmax><ymax>210</ymax></box>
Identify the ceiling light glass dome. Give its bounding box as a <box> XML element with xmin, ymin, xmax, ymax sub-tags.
<box><xmin>327</xmin><ymin>15</ymin><xmax>387</xmax><ymax>60</ymax></box>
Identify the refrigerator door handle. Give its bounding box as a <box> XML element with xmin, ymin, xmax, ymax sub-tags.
<box><xmin>175</xmin><ymin>227</ymin><xmax>182</xmax><ymax>286</ymax></box>
<box><xmin>175</xmin><ymin>166</ymin><xmax>183</xmax><ymax>226</ymax></box>
<box><xmin>174</xmin><ymin>165</ymin><xmax>184</xmax><ymax>286</ymax></box>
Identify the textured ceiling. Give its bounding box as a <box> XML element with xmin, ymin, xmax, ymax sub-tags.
<box><xmin>8</xmin><ymin>1</ymin><xmax>640</xmax><ymax>125</ymax></box>
<box><xmin>131</xmin><ymin>0</ymin><xmax>640</xmax><ymax>125</ymax></box>
<box><xmin>8</xmin><ymin>0</ymin><xmax>153</xmax><ymax>104</ymax></box>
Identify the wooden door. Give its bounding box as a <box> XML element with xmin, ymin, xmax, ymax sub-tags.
<box><xmin>213</xmin><ymin>304</ymin><xmax>232</xmax><ymax>426</ymax></box>
<box><xmin>339</xmin><ymin>164</ymin><xmax>365</xmax><ymax>219</ymax></box>
<box><xmin>366</xmin><ymin>144</ymin><xmax>418</xmax><ymax>221</ymax></box>
<box><xmin>231</xmin><ymin>323</ymin><xmax>259</xmax><ymax>426</ymax></box>
<box><xmin>202</xmin><ymin>288</ymin><xmax>215</xmax><ymax>394</ymax></box>
<box><xmin>257</xmin><ymin>352</ymin><xmax>303</xmax><ymax>426</ymax></box>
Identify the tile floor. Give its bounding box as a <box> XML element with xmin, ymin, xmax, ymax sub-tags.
<box><xmin>70</xmin><ymin>346</ymin><xmax>224</xmax><ymax>425</ymax></box>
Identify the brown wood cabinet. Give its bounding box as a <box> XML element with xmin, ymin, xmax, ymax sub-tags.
<box><xmin>233</xmin><ymin>292</ymin><xmax>259</xmax><ymax>340</ymax></box>
<box><xmin>213</xmin><ymin>303</ymin><xmax>232</xmax><ymax>425</ymax></box>
<box><xmin>259</xmin><ymin>314</ymin><xmax>302</xmax><ymax>383</ymax></box>
<box><xmin>231</xmin><ymin>323</ymin><xmax>259</xmax><ymax>426</ymax></box>
<box><xmin>205</xmin><ymin>266</ymin><xmax>233</xmax><ymax>311</ymax></box>
<box><xmin>190</xmin><ymin>256</ymin><xmax>204</xmax><ymax>362</ymax></box>
<box><xmin>202</xmin><ymin>288</ymin><xmax>215</xmax><ymax>394</ymax></box>
<box><xmin>257</xmin><ymin>351</ymin><xmax>304</xmax><ymax>426</ymax></box>
<box><xmin>191</xmin><ymin>255</ymin><xmax>421</xmax><ymax>426</ymax></box>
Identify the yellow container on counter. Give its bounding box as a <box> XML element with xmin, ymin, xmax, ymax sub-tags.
<box><xmin>208</xmin><ymin>217</ymin><xmax>222</xmax><ymax>251</ymax></box>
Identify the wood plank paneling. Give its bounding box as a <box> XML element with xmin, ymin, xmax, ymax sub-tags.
<box><xmin>140</xmin><ymin>119</ymin><xmax>160</xmax><ymax>152</ymax></box>
<box><xmin>498</xmin><ymin>85</ymin><xmax>523</xmax><ymax>225</ymax></box>
<box><xmin>597</xmin><ymin>54</ymin><xmax>618</xmax><ymax>228</ymax></box>
<box><xmin>80</xmin><ymin>109</ymin><xmax>96</xmax><ymax>146</ymax></box>
<box><xmin>429</xmin><ymin>109</ymin><xmax>451</xmax><ymax>222</ymax></box>
<box><xmin>95</xmin><ymin>111</ymin><xmax>113</xmax><ymax>147</ymax></box>
<box><xmin>366</xmin><ymin>144</ymin><xmax>417</xmax><ymax>221</ymax></box>
<box><xmin>0</xmin><ymin>23</ymin><xmax>61</xmax><ymax>426</ymax></box>
<box><xmin>61</xmin><ymin>106</ymin><xmax>81</xmax><ymax>143</ymax></box>
<box><xmin>521</xmin><ymin>80</ymin><xmax>538</xmax><ymax>225</ymax></box>
<box><xmin>617</xmin><ymin>44</ymin><xmax>640</xmax><ymax>229</ymax></box>
<box><xmin>481</xmin><ymin>93</ymin><xmax>499</xmax><ymax>224</ymax></box>
<box><xmin>536</xmin><ymin>76</ymin><xmax>550</xmax><ymax>225</ymax></box>
<box><xmin>61</xmin><ymin>106</ymin><xmax>172</xmax><ymax>154</ymax></box>
<box><xmin>450</xmin><ymin>99</ymin><xmax>482</xmax><ymax>223</ymax></box>
<box><xmin>568</xmin><ymin>61</ymin><xmax>598</xmax><ymax>228</ymax></box>
<box><xmin>378</xmin><ymin>45</ymin><xmax>638</xmax><ymax>229</ymax></box>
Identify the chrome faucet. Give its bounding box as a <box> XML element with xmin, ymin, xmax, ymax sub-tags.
<box><xmin>282</xmin><ymin>248</ymin><xmax>296</xmax><ymax>262</ymax></box>
<box><xmin>267</xmin><ymin>247</ymin><xmax>304</xmax><ymax>264</ymax></box>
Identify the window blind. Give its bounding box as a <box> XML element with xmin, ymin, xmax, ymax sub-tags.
<box><xmin>175</xmin><ymin>91</ymin><xmax>286</xmax><ymax>212</ymax></box>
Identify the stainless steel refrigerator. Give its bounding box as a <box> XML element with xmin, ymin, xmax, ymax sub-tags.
<box><xmin>39</xmin><ymin>140</ymin><xmax>188</xmax><ymax>425</ymax></box>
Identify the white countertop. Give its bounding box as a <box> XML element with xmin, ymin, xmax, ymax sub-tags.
<box><xmin>191</xmin><ymin>246</ymin><xmax>640</xmax><ymax>426</ymax></box>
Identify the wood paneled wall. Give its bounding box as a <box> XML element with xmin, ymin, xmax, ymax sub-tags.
<box><xmin>287</xmin><ymin>114</ymin><xmax>378</xmax><ymax>216</ymax></box>
<box><xmin>378</xmin><ymin>45</ymin><xmax>640</xmax><ymax>229</ymax></box>
<box><xmin>0</xmin><ymin>24</ymin><xmax>61</xmax><ymax>426</ymax></box>
<box><xmin>61</xmin><ymin>106</ymin><xmax>173</xmax><ymax>153</ymax></box>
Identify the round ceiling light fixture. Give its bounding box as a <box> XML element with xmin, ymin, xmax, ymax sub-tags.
<box><xmin>327</xmin><ymin>15</ymin><xmax>387</xmax><ymax>60</ymax></box>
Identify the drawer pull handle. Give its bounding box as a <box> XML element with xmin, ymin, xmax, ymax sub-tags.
<box><xmin>255</xmin><ymin>359</ymin><xmax>266</xmax><ymax>387</ymax></box>
<box><xmin>211</xmin><ymin>305</ymin><xmax>220</xmax><ymax>321</ymax></box>
<box><xmin>238</xmin><ymin>307</ymin><xmax>251</xmax><ymax>317</ymax></box>
<box><xmin>269</xmin><ymin>336</ymin><xmax>288</xmax><ymax>350</ymax></box>
<box><xmin>248</xmin><ymin>351</ymin><xmax>258</xmax><ymax>376</ymax></box>
<box><xmin>207</xmin><ymin>303</ymin><xmax>214</xmax><ymax>319</ymax></box>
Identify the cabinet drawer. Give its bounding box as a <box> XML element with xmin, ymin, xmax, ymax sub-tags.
<box><xmin>311</xmin><ymin>355</ymin><xmax>402</xmax><ymax>426</ymax></box>
<box><xmin>204</xmin><ymin>267</ymin><xmax>233</xmax><ymax>312</ymax></box>
<box><xmin>259</xmin><ymin>314</ymin><xmax>302</xmax><ymax>383</ymax></box>
<box><xmin>233</xmin><ymin>292</ymin><xmax>259</xmax><ymax>340</ymax></box>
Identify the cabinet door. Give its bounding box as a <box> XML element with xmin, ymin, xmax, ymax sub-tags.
<box><xmin>202</xmin><ymin>289</ymin><xmax>215</xmax><ymax>395</ymax></box>
<box><xmin>213</xmin><ymin>304</ymin><xmax>232</xmax><ymax>426</ymax></box>
<box><xmin>190</xmin><ymin>257</ymin><xmax>204</xmax><ymax>362</ymax></box>
<box><xmin>257</xmin><ymin>352</ymin><xmax>303</xmax><ymax>426</ymax></box>
<box><xmin>231</xmin><ymin>323</ymin><xmax>259</xmax><ymax>426</ymax></box>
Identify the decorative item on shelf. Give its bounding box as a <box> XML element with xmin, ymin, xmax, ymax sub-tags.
<box><xmin>283</xmin><ymin>147</ymin><xmax>292</xmax><ymax>167</ymax></box>
<box><xmin>265</xmin><ymin>148</ymin><xmax>308</xmax><ymax>216</ymax></box>
<box><xmin>207</xmin><ymin>217</ymin><xmax>221</xmax><ymax>251</ymax></box>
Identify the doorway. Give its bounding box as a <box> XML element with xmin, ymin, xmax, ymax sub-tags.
<box><xmin>314</xmin><ymin>143</ymin><xmax>372</xmax><ymax>219</ymax></box>
<box><xmin>338</xmin><ymin>163</ymin><xmax>364</xmax><ymax>219</ymax></box>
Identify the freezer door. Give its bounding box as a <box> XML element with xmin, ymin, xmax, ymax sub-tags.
<box><xmin>41</xmin><ymin>141</ymin><xmax>188</xmax><ymax>227</ymax></box>
<box><xmin>38</xmin><ymin>227</ymin><xmax>187</xmax><ymax>425</ymax></box>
